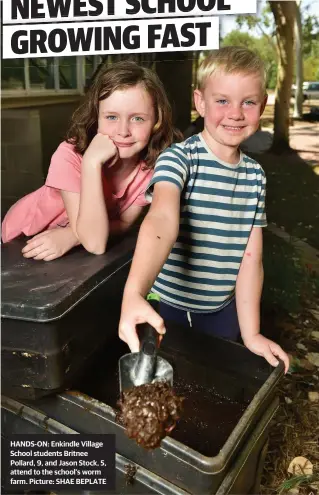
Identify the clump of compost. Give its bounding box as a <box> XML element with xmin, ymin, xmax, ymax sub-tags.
<box><xmin>118</xmin><ymin>381</ymin><xmax>184</xmax><ymax>449</ymax></box>
<box><xmin>124</xmin><ymin>463</ymin><xmax>137</xmax><ymax>485</ymax></box>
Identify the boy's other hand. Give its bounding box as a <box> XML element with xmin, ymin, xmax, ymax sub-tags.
<box><xmin>119</xmin><ymin>293</ymin><xmax>166</xmax><ymax>353</ymax></box>
<box><xmin>243</xmin><ymin>334</ymin><xmax>290</xmax><ymax>373</ymax></box>
<box><xmin>22</xmin><ymin>227</ymin><xmax>79</xmax><ymax>261</ymax></box>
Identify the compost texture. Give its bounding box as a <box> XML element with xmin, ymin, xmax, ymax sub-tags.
<box><xmin>118</xmin><ymin>381</ymin><xmax>184</xmax><ymax>449</ymax></box>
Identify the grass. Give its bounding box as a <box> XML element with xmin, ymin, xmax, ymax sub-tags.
<box><xmin>278</xmin><ymin>474</ymin><xmax>319</xmax><ymax>494</ymax></box>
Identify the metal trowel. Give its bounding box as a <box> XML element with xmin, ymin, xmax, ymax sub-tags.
<box><xmin>119</xmin><ymin>294</ymin><xmax>173</xmax><ymax>393</ymax></box>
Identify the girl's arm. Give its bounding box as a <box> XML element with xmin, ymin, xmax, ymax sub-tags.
<box><xmin>61</xmin><ymin>170</ymin><xmax>108</xmax><ymax>255</ymax></box>
<box><xmin>22</xmin><ymin>135</ymin><xmax>117</xmax><ymax>261</ymax></box>
<box><xmin>236</xmin><ymin>227</ymin><xmax>290</xmax><ymax>372</ymax></box>
<box><xmin>76</xmin><ymin>157</ymin><xmax>109</xmax><ymax>254</ymax></box>
<box><xmin>64</xmin><ymin>134</ymin><xmax>118</xmax><ymax>255</ymax></box>
<box><xmin>119</xmin><ymin>182</ymin><xmax>181</xmax><ymax>352</ymax></box>
<box><xmin>76</xmin><ymin>134</ymin><xmax>118</xmax><ymax>254</ymax></box>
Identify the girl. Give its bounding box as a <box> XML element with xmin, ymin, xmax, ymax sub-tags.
<box><xmin>2</xmin><ymin>61</ymin><xmax>181</xmax><ymax>261</ymax></box>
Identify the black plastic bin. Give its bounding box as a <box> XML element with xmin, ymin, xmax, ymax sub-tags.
<box><xmin>1</xmin><ymin>234</ymin><xmax>136</xmax><ymax>399</ymax></box>
<box><xmin>2</xmin><ymin>324</ymin><xmax>283</xmax><ymax>494</ymax></box>
<box><xmin>2</xmin><ymin>394</ymin><xmax>277</xmax><ymax>495</ymax></box>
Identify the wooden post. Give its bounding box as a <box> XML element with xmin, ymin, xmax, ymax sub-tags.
<box><xmin>155</xmin><ymin>52</ymin><xmax>193</xmax><ymax>133</ymax></box>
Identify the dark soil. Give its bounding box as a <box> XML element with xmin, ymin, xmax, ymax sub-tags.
<box><xmin>124</xmin><ymin>464</ymin><xmax>137</xmax><ymax>485</ymax></box>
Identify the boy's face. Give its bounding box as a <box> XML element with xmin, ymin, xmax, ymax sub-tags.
<box><xmin>194</xmin><ymin>70</ymin><xmax>267</xmax><ymax>156</ymax></box>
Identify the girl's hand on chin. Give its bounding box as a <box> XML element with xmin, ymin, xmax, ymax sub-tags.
<box><xmin>83</xmin><ymin>133</ymin><xmax>119</xmax><ymax>168</ymax></box>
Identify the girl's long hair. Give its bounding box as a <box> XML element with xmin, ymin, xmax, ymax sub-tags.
<box><xmin>66</xmin><ymin>61</ymin><xmax>183</xmax><ymax>169</ymax></box>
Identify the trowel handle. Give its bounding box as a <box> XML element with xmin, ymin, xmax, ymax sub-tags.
<box><xmin>133</xmin><ymin>296</ymin><xmax>160</xmax><ymax>385</ymax></box>
<box><xmin>140</xmin><ymin>297</ymin><xmax>160</xmax><ymax>356</ymax></box>
<box><xmin>141</xmin><ymin>323</ymin><xmax>159</xmax><ymax>356</ymax></box>
<box><xmin>134</xmin><ymin>322</ymin><xmax>158</xmax><ymax>386</ymax></box>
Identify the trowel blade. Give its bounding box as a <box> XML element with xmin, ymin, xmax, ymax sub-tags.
<box><xmin>119</xmin><ymin>352</ymin><xmax>173</xmax><ymax>393</ymax></box>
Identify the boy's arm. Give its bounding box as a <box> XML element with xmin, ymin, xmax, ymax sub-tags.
<box><xmin>119</xmin><ymin>181</ymin><xmax>181</xmax><ymax>352</ymax></box>
<box><xmin>236</xmin><ymin>227</ymin><xmax>289</xmax><ymax>372</ymax></box>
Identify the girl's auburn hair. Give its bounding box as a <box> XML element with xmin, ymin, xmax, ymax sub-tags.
<box><xmin>66</xmin><ymin>60</ymin><xmax>183</xmax><ymax>169</ymax></box>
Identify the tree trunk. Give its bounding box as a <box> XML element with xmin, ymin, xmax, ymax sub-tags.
<box><xmin>293</xmin><ymin>0</ymin><xmax>303</xmax><ymax>119</ymax></box>
<box><xmin>269</xmin><ymin>1</ymin><xmax>296</xmax><ymax>152</ymax></box>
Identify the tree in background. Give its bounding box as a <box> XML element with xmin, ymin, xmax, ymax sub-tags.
<box><xmin>235</xmin><ymin>2</ymin><xmax>297</xmax><ymax>150</ymax></box>
<box><xmin>222</xmin><ymin>30</ymin><xmax>277</xmax><ymax>89</ymax></box>
<box><xmin>269</xmin><ymin>1</ymin><xmax>296</xmax><ymax>151</ymax></box>
<box><xmin>293</xmin><ymin>0</ymin><xmax>303</xmax><ymax>119</ymax></box>
<box><xmin>235</xmin><ymin>3</ymin><xmax>277</xmax><ymax>90</ymax></box>
<box><xmin>236</xmin><ymin>1</ymin><xmax>319</xmax><ymax>82</ymax></box>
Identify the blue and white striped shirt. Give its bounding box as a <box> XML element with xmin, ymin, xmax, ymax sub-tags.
<box><xmin>146</xmin><ymin>133</ymin><xmax>267</xmax><ymax>312</ymax></box>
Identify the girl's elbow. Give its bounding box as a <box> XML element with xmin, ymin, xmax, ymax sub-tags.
<box><xmin>87</xmin><ymin>245</ymin><xmax>106</xmax><ymax>255</ymax></box>
<box><xmin>76</xmin><ymin>223</ymin><xmax>108</xmax><ymax>255</ymax></box>
<box><xmin>79</xmin><ymin>235</ymin><xmax>108</xmax><ymax>255</ymax></box>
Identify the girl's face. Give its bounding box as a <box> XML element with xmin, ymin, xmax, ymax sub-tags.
<box><xmin>98</xmin><ymin>84</ymin><xmax>156</xmax><ymax>163</ymax></box>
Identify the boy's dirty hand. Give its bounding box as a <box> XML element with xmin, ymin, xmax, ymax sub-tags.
<box><xmin>22</xmin><ymin>227</ymin><xmax>79</xmax><ymax>261</ymax></box>
<box><xmin>119</xmin><ymin>293</ymin><xmax>166</xmax><ymax>353</ymax></box>
<box><xmin>83</xmin><ymin>133</ymin><xmax>118</xmax><ymax>167</ymax></box>
<box><xmin>243</xmin><ymin>334</ymin><xmax>290</xmax><ymax>373</ymax></box>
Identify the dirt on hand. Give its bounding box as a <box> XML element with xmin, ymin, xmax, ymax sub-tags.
<box><xmin>118</xmin><ymin>381</ymin><xmax>184</xmax><ymax>450</ymax></box>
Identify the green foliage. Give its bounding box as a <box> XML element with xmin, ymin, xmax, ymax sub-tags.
<box><xmin>221</xmin><ymin>31</ymin><xmax>277</xmax><ymax>89</ymax></box>
<box><xmin>304</xmin><ymin>55</ymin><xmax>319</xmax><ymax>80</ymax></box>
<box><xmin>302</xmin><ymin>8</ymin><xmax>319</xmax><ymax>81</ymax></box>
<box><xmin>302</xmin><ymin>13</ymin><xmax>319</xmax><ymax>58</ymax></box>
<box><xmin>235</xmin><ymin>4</ymin><xmax>319</xmax><ymax>84</ymax></box>
<box><xmin>278</xmin><ymin>473</ymin><xmax>319</xmax><ymax>494</ymax></box>
<box><xmin>236</xmin><ymin>5</ymin><xmax>274</xmax><ymax>34</ymax></box>
<box><xmin>222</xmin><ymin>30</ymin><xmax>256</xmax><ymax>49</ymax></box>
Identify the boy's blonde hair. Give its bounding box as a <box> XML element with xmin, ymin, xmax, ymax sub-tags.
<box><xmin>197</xmin><ymin>46</ymin><xmax>266</xmax><ymax>93</ymax></box>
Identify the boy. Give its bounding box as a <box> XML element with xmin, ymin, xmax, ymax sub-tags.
<box><xmin>118</xmin><ymin>47</ymin><xmax>290</xmax><ymax>372</ymax></box>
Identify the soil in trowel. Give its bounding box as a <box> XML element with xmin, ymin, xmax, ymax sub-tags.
<box><xmin>118</xmin><ymin>381</ymin><xmax>184</xmax><ymax>449</ymax></box>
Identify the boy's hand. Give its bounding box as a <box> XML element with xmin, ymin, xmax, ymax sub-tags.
<box><xmin>119</xmin><ymin>293</ymin><xmax>166</xmax><ymax>352</ymax></box>
<box><xmin>243</xmin><ymin>334</ymin><xmax>290</xmax><ymax>373</ymax></box>
<box><xmin>22</xmin><ymin>227</ymin><xmax>79</xmax><ymax>261</ymax></box>
<box><xmin>83</xmin><ymin>133</ymin><xmax>118</xmax><ymax>168</ymax></box>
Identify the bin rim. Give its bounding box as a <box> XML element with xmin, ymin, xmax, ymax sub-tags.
<box><xmin>1</xmin><ymin>235</ymin><xmax>135</xmax><ymax>322</ymax></box>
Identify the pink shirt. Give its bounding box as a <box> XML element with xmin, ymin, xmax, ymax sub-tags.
<box><xmin>2</xmin><ymin>141</ymin><xmax>153</xmax><ymax>243</ymax></box>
